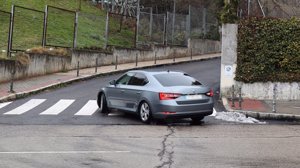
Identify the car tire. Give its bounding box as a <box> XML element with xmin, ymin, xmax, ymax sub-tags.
<box><xmin>98</xmin><ymin>93</ymin><xmax>109</xmax><ymax>113</ymax></box>
<box><xmin>139</xmin><ymin>101</ymin><xmax>152</xmax><ymax>124</ymax></box>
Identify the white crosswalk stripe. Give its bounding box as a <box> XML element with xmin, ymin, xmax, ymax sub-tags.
<box><xmin>74</xmin><ymin>100</ymin><xmax>98</xmax><ymax>116</ymax></box>
<box><xmin>39</xmin><ymin>99</ymin><xmax>75</xmax><ymax>115</ymax></box>
<box><xmin>4</xmin><ymin>99</ymin><xmax>46</xmax><ymax>115</ymax></box>
<box><xmin>0</xmin><ymin>102</ymin><xmax>12</xmax><ymax>110</ymax></box>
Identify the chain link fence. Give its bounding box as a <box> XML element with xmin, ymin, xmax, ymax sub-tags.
<box><xmin>0</xmin><ymin>10</ymin><xmax>10</xmax><ymax>57</ymax></box>
<box><xmin>166</xmin><ymin>12</ymin><xmax>188</xmax><ymax>46</ymax></box>
<box><xmin>137</xmin><ymin>5</ymin><xmax>219</xmax><ymax>47</ymax></box>
<box><xmin>151</xmin><ymin>13</ymin><xmax>165</xmax><ymax>44</ymax></box>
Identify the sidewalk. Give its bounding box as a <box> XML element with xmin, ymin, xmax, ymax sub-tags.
<box><xmin>0</xmin><ymin>53</ymin><xmax>220</xmax><ymax>102</ymax></box>
<box><xmin>222</xmin><ymin>97</ymin><xmax>300</xmax><ymax>122</ymax></box>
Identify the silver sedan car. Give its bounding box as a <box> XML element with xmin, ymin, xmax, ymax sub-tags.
<box><xmin>97</xmin><ymin>70</ymin><xmax>214</xmax><ymax>123</ymax></box>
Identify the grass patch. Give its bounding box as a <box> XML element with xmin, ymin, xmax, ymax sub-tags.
<box><xmin>0</xmin><ymin>0</ymin><xmax>135</xmax><ymax>51</ymax></box>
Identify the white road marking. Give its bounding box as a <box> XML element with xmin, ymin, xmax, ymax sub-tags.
<box><xmin>0</xmin><ymin>150</ymin><xmax>131</xmax><ymax>154</ymax></box>
<box><xmin>293</xmin><ymin>107</ymin><xmax>300</xmax><ymax>109</ymax></box>
<box><xmin>74</xmin><ymin>100</ymin><xmax>98</xmax><ymax>116</ymax></box>
<box><xmin>4</xmin><ymin>99</ymin><xmax>46</xmax><ymax>115</ymax></box>
<box><xmin>0</xmin><ymin>102</ymin><xmax>12</xmax><ymax>110</ymax></box>
<box><xmin>40</xmin><ymin>99</ymin><xmax>75</xmax><ymax>115</ymax></box>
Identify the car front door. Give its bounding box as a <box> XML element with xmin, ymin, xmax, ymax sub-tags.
<box><xmin>106</xmin><ymin>72</ymin><xmax>134</xmax><ymax>109</ymax></box>
<box><xmin>123</xmin><ymin>73</ymin><xmax>148</xmax><ymax>112</ymax></box>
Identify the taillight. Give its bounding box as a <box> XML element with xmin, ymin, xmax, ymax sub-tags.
<box><xmin>159</xmin><ymin>93</ymin><xmax>181</xmax><ymax>100</ymax></box>
<box><xmin>205</xmin><ymin>89</ymin><xmax>214</xmax><ymax>97</ymax></box>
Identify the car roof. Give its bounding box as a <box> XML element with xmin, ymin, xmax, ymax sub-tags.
<box><xmin>128</xmin><ymin>70</ymin><xmax>185</xmax><ymax>76</ymax></box>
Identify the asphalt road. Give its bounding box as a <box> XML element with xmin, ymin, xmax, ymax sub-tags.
<box><xmin>0</xmin><ymin>125</ymin><xmax>299</xmax><ymax>168</ymax></box>
<box><xmin>0</xmin><ymin>58</ymin><xmax>225</xmax><ymax>125</ymax></box>
<box><xmin>0</xmin><ymin>58</ymin><xmax>299</xmax><ymax>167</ymax></box>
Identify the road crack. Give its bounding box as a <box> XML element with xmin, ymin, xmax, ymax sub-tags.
<box><xmin>155</xmin><ymin>126</ymin><xmax>175</xmax><ymax>168</ymax></box>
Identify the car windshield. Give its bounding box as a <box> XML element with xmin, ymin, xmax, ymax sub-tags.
<box><xmin>154</xmin><ymin>73</ymin><xmax>202</xmax><ymax>87</ymax></box>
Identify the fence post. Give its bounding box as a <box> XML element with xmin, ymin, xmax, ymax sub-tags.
<box><xmin>8</xmin><ymin>5</ymin><xmax>15</xmax><ymax>57</ymax></box>
<box><xmin>73</xmin><ymin>11</ymin><xmax>79</xmax><ymax>48</ymax></box>
<box><xmin>77</xmin><ymin>61</ymin><xmax>80</xmax><ymax>77</ymax></box>
<box><xmin>186</xmin><ymin>5</ymin><xmax>191</xmax><ymax>44</ymax></box>
<box><xmin>231</xmin><ymin>85</ymin><xmax>235</xmax><ymax>108</ymax></box>
<box><xmin>272</xmin><ymin>83</ymin><xmax>277</xmax><ymax>113</ymax></box>
<box><xmin>95</xmin><ymin>57</ymin><xmax>98</xmax><ymax>73</ymax></box>
<box><xmin>238</xmin><ymin>87</ymin><xmax>242</xmax><ymax>110</ymax></box>
<box><xmin>248</xmin><ymin>0</ymin><xmax>251</xmax><ymax>16</ymax></box>
<box><xmin>135</xmin><ymin>53</ymin><xmax>138</xmax><ymax>67</ymax></box>
<box><xmin>104</xmin><ymin>11</ymin><xmax>109</xmax><ymax>49</ymax></box>
<box><xmin>202</xmin><ymin>8</ymin><xmax>207</xmax><ymax>35</ymax></box>
<box><xmin>163</xmin><ymin>14</ymin><xmax>166</xmax><ymax>45</ymax></box>
<box><xmin>173</xmin><ymin>49</ymin><xmax>175</xmax><ymax>62</ymax></box>
<box><xmin>190</xmin><ymin>48</ymin><xmax>193</xmax><ymax>60</ymax></box>
<box><xmin>171</xmin><ymin>0</ymin><xmax>176</xmax><ymax>45</ymax></box>
<box><xmin>136</xmin><ymin>0</ymin><xmax>140</xmax><ymax>46</ymax></box>
<box><xmin>115</xmin><ymin>55</ymin><xmax>118</xmax><ymax>70</ymax></box>
<box><xmin>165</xmin><ymin>12</ymin><xmax>168</xmax><ymax>45</ymax></box>
<box><xmin>154</xmin><ymin>51</ymin><xmax>157</xmax><ymax>64</ymax></box>
<box><xmin>9</xmin><ymin>62</ymin><xmax>16</xmax><ymax>93</ymax></box>
<box><xmin>42</xmin><ymin>5</ymin><xmax>48</xmax><ymax>47</ymax></box>
<box><xmin>149</xmin><ymin>7</ymin><xmax>153</xmax><ymax>40</ymax></box>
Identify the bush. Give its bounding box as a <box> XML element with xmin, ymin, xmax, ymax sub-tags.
<box><xmin>236</xmin><ymin>17</ymin><xmax>300</xmax><ymax>83</ymax></box>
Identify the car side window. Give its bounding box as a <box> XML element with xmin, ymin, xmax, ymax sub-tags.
<box><xmin>128</xmin><ymin>73</ymin><xmax>148</xmax><ymax>86</ymax></box>
<box><xmin>116</xmin><ymin>73</ymin><xmax>134</xmax><ymax>85</ymax></box>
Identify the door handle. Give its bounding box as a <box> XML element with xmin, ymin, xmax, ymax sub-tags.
<box><xmin>136</xmin><ymin>92</ymin><xmax>141</xmax><ymax>95</ymax></box>
<box><xmin>121</xmin><ymin>90</ymin><xmax>125</xmax><ymax>93</ymax></box>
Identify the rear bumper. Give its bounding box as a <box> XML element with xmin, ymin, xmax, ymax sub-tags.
<box><xmin>151</xmin><ymin>102</ymin><xmax>214</xmax><ymax>119</ymax></box>
<box><xmin>153</xmin><ymin>110</ymin><xmax>213</xmax><ymax>119</ymax></box>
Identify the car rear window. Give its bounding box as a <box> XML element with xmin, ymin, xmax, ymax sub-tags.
<box><xmin>154</xmin><ymin>73</ymin><xmax>202</xmax><ymax>86</ymax></box>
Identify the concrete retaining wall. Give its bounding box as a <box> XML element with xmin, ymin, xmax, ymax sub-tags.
<box><xmin>189</xmin><ymin>39</ymin><xmax>222</xmax><ymax>55</ymax></box>
<box><xmin>220</xmin><ymin>24</ymin><xmax>300</xmax><ymax>100</ymax></box>
<box><xmin>0</xmin><ymin>39</ymin><xmax>221</xmax><ymax>83</ymax></box>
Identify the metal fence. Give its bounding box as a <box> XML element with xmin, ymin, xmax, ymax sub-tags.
<box><xmin>0</xmin><ymin>10</ymin><xmax>11</xmax><ymax>56</ymax></box>
<box><xmin>1</xmin><ymin>3</ymin><xmax>220</xmax><ymax>57</ymax></box>
<box><xmin>12</xmin><ymin>6</ymin><xmax>45</xmax><ymax>51</ymax></box>
<box><xmin>45</xmin><ymin>6</ymin><xmax>76</xmax><ymax>48</ymax></box>
<box><xmin>137</xmin><ymin>8</ymin><xmax>165</xmax><ymax>45</ymax></box>
<box><xmin>1</xmin><ymin>5</ymin><xmax>125</xmax><ymax>57</ymax></box>
<box><xmin>166</xmin><ymin>12</ymin><xmax>189</xmax><ymax>46</ymax></box>
<box><xmin>238</xmin><ymin>0</ymin><xmax>300</xmax><ymax>18</ymax></box>
<box><xmin>137</xmin><ymin>5</ymin><xmax>219</xmax><ymax>47</ymax></box>
<box><xmin>190</xmin><ymin>6</ymin><xmax>219</xmax><ymax>40</ymax></box>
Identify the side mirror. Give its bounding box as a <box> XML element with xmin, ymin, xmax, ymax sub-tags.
<box><xmin>109</xmin><ymin>80</ymin><xmax>116</xmax><ymax>86</ymax></box>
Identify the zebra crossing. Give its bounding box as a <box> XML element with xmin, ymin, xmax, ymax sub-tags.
<box><xmin>0</xmin><ymin>99</ymin><xmax>100</xmax><ymax>116</ymax></box>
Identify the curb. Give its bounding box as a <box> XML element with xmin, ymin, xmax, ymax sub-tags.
<box><xmin>222</xmin><ymin>97</ymin><xmax>300</xmax><ymax>122</ymax></box>
<box><xmin>0</xmin><ymin>55</ymin><xmax>220</xmax><ymax>103</ymax></box>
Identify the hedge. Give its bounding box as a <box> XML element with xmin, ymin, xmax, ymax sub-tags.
<box><xmin>236</xmin><ymin>17</ymin><xmax>300</xmax><ymax>83</ymax></box>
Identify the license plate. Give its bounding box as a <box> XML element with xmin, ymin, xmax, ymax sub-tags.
<box><xmin>186</xmin><ymin>95</ymin><xmax>203</xmax><ymax>100</ymax></box>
